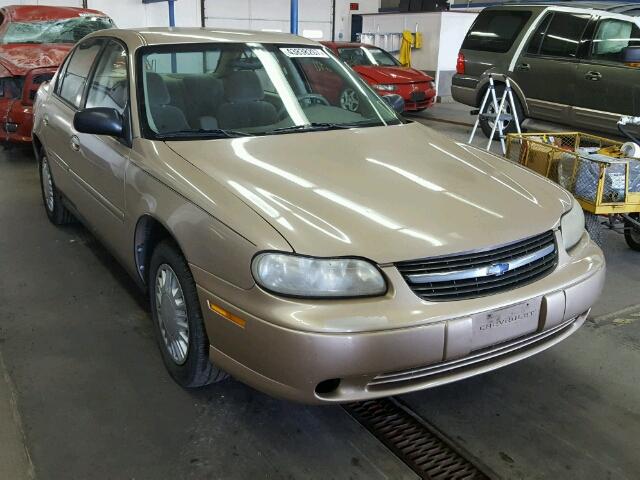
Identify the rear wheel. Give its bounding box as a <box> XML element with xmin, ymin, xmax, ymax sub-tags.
<box><xmin>38</xmin><ymin>149</ymin><xmax>74</xmax><ymax>225</ymax></box>
<box><xmin>624</xmin><ymin>214</ymin><xmax>640</xmax><ymax>251</ymax></box>
<box><xmin>585</xmin><ymin>212</ymin><xmax>605</xmax><ymax>247</ymax></box>
<box><xmin>479</xmin><ymin>85</ymin><xmax>524</xmax><ymax>140</ymax></box>
<box><xmin>340</xmin><ymin>87</ymin><xmax>360</xmax><ymax>112</ymax></box>
<box><xmin>149</xmin><ymin>240</ymin><xmax>228</xmax><ymax>388</ymax></box>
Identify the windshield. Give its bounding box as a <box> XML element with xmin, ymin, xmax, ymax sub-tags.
<box><xmin>138</xmin><ymin>43</ymin><xmax>401</xmax><ymax>139</ymax></box>
<box><xmin>338</xmin><ymin>46</ymin><xmax>400</xmax><ymax>67</ymax></box>
<box><xmin>2</xmin><ymin>16</ymin><xmax>114</xmax><ymax>44</ymax></box>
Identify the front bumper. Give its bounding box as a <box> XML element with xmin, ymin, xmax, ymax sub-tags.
<box><xmin>379</xmin><ymin>83</ymin><xmax>436</xmax><ymax>111</ymax></box>
<box><xmin>194</xmin><ymin>232</ymin><xmax>604</xmax><ymax>404</ymax></box>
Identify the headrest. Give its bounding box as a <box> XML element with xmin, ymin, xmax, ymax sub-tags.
<box><xmin>224</xmin><ymin>70</ymin><xmax>265</xmax><ymax>102</ymax></box>
<box><xmin>182</xmin><ymin>75</ymin><xmax>224</xmax><ymax>103</ymax></box>
<box><xmin>145</xmin><ymin>72</ymin><xmax>170</xmax><ymax>106</ymax></box>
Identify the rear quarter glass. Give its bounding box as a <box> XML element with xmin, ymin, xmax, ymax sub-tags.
<box><xmin>462</xmin><ymin>10</ymin><xmax>532</xmax><ymax>53</ymax></box>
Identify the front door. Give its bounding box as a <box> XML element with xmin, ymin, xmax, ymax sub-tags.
<box><xmin>511</xmin><ymin>11</ymin><xmax>591</xmax><ymax>123</ymax></box>
<box><xmin>73</xmin><ymin>39</ymin><xmax>131</xmax><ymax>227</ymax></box>
<box><xmin>574</xmin><ymin>16</ymin><xmax>640</xmax><ymax>133</ymax></box>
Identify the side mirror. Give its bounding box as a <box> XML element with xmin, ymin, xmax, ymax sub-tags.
<box><xmin>623</xmin><ymin>46</ymin><xmax>640</xmax><ymax>64</ymax></box>
<box><xmin>382</xmin><ymin>94</ymin><xmax>405</xmax><ymax>114</ymax></box>
<box><xmin>74</xmin><ymin>107</ymin><xmax>123</xmax><ymax>137</ymax></box>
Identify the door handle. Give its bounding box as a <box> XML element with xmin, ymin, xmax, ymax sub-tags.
<box><xmin>43</xmin><ymin>114</ymin><xmax>49</xmax><ymax>126</ymax></box>
<box><xmin>70</xmin><ymin>135</ymin><xmax>80</xmax><ymax>152</ymax></box>
<box><xmin>585</xmin><ymin>71</ymin><xmax>602</xmax><ymax>81</ymax></box>
<box><xmin>516</xmin><ymin>63</ymin><xmax>531</xmax><ymax>71</ymax></box>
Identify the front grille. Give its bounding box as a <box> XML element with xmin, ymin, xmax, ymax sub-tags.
<box><xmin>396</xmin><ymin>231</ymin><xmax>557</xmax><ymax>301</ymax></box>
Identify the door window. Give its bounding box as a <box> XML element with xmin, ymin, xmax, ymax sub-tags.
<box><xmin>86</xmin><ymin>40</ymin><xmax>129</xmax><ymax>114</ymax></box>
<box><xmin>57</xmin><ymin>39</ymin><xmax>103</xmax><ymax>108</ymax></box>
<box><xmin>591</xmin><ymin>19</ymin><xmax>640</xmax><ymax>63</ymax></box>
<box><xmin>533</xmin><ymin>12</ymin><xmax>590</xmax><ymax>58</ymax></box>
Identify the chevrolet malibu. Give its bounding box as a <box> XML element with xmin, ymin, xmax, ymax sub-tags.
<box><xmin>32</xmin><ymin>28</ymin><xmax>605</xmax><ymax>404</ymax></box>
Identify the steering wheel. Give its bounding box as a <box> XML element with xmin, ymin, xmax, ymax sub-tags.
<box><xmin>278</xmin><ymin>94</ymin><xmax>330</xmax><ymax>119</ymax></box>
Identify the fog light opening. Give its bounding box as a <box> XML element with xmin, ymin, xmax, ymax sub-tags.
<box><xmin>315</xmin><ymin>378</ymin><xmax>341</xmax><ymax>395</ymax></box>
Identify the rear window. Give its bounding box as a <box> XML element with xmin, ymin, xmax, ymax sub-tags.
<box><xmin>462</xmin><ymin>10</ymin><xmax>532</xmax><ymax>53</ymax></box>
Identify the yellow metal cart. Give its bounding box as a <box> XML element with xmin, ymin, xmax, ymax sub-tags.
<box><xmin>505</xmin><ymin>132</ymin><xmax>640</xmax><ymax>250</ymax></box>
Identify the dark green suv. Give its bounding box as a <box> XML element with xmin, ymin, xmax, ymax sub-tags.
<box><xmin>452</xmin><ymin>3</ymin><xmax>640</xmax><ymax>137</ymax></box>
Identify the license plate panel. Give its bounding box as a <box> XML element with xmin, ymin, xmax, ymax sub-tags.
<box><xmin>471</xmin><ymin>297</ymin><xmax>542</xmax><ymax>351</ymax></box>
<box><xmin>410</xmin><ymin>90</ymin><xmax>426</xmax><ymax>102</ymax></box>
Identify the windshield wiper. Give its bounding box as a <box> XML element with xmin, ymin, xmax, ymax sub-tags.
<box><xmin>158</xmin><ymin>128</ymin><xmax>252</xmax><ymax>139</ymax></box>
<box><xmin>266</xmin><ymin>121</ymin><xmax>385</xmax><ymax>135</ymax></box>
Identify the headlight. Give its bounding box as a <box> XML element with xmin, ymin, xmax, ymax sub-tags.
<box><xmin>373</xmin><ymin>84</ymin><xmax>397</xmax><ymax>92</ymax></box>
<box><xmin>428</xmin><ymin>81</ymin><xmax>435</xmax><ymax>90</ymax></box>
<box><xmin>251</xmin><ymin>252</ymin><xmax>387</xmax><ymax>298</ymax></box>
<box><xmin>560</xmin><ymin>199</ymin><xmax>585</xmax><ymax>250</ymax></box>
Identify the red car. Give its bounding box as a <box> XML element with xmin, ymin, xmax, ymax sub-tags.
<box><xmin>322</xmin><ymin>41</ymin><xmax>436</xmax><ymax>112</ymax></box>
<box><xmin>0</xmin><ymin>5</ymin><xmax>113</xmax><ymax>144</ymax></box>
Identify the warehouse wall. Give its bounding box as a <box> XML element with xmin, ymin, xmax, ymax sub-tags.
<box><xmin>361</xmin><ymin>10</ymin><xmax>476</xmax><ymax>99</ymax></box>
<box><xmin>0</xmin><ymin>1</ymin><xmax>381</xmax><ymax>40</ymax></box>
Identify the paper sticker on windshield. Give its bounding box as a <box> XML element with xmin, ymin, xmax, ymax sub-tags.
<box><xmin>280</xmin><ymin>47</ymin><xmax>328</xmax><ymax>58</ymax></box>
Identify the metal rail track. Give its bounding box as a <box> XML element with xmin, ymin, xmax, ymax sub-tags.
<box><xmin>343</xmin><ymin>398</ymin><xmax>494</xmax><ymax>480</ymax></box>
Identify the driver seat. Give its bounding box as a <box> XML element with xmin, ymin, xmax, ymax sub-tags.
<box><xmin>218</xmin><ymin>70</ymin><xmax>277</xmax><ymax>130</ymax></box>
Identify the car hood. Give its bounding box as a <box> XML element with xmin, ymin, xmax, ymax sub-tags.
<box><xmin>0</xmin><ymin>43</ymin><xmax>71</xmax><ymax>76</ymax></box>
<box><xmin>167</xmin><ymin>123</ymin><xmax>571</xmax><ymax>263</ymax></box>
<box><xmin>355</xmin><ymin>65</ymin><xmax>433</xmax><ymax>84</ymax></box>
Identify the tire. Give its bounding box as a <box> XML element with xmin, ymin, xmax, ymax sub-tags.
<box><xmin>585</xmin><ymin>212</ymin><xmax>605</xmax><ymax>248</ymax></box>
<box><xmin>149</xmin><ymin>239</ymin><xmax>228</xmax><ymax>388</ymax></box>
<box><xmin>479</xmin><ymin>85</ymin><xmax>524</xmax><ymax>140</ymax></box>
<box><xmin>624</xmin><ymin>214</ymin><xmax>640</xmax><ymax>251</ymax></box>
<box><xmin>38</xmin><ymin>148</ymin><xmax>74</xmax><ymax>225</ymax></box>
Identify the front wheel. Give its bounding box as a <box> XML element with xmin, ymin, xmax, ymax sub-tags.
<box><xmin>479</xmin><ymin>85</ymin><xmax>524</xmax><ymax>140</ymax></box>
<box><xmin>624</xmin><ymin>214</ymin><xmax>640</xmax><ymax>251</ymax></box>
<box><xmin>149</xmin><ymin>240</ymin><xmax>228</xmax><ymax>388</ymax></box>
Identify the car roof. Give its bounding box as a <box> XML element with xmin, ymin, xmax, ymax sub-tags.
<box><xmin>117</xmin><ymin>27</ymin><xmax>320</xmax><ymax>46</ymax></box>
<box><xmin>0</xmin><ymin>5</ymin><xmax>107</xmax><ymax>22</ymax></box>
<box><xmin>322</xmin><ymin>41</ymin><xmax>377</xmax><ymax>49</ymax></box>
<box><xmin>486</xmin><ymin>1</ymin><xmax>640</xmax><ymax>15</ymax></box>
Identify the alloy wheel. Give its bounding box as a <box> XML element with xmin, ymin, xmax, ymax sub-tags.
<box><xmin>340</xmin><ymin>88</ymin><xmax>360</xmax><ymax>112</ymax></box>
<box><xmin>486</xmin><ymin>101</ymin><xmax>512</xmax><ymax>132</ymax></box>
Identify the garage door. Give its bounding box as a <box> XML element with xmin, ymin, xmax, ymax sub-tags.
<box><xmin>204</xmin><ymin>0</ymin><xmax>334</xmax><ymax>40</ymax></box>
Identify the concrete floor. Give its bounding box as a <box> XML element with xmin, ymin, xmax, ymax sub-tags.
<box><xmin>1</xmin><ymin>107</ymin><xmax>639</xmax><ymax>479</ymax></box>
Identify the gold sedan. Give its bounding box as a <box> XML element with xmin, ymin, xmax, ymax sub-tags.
<box><xmin>32</xmin><ymin>28</ymin><xmax>605</xmax><ymax>403</ymax></box>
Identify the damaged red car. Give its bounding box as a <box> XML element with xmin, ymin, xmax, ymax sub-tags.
<box><xmin>322</xmin><ymin>41</ymin><xmax>436</xmax><ymax>113</ymax></box>
<box><xmin>0</xmin><ymin>5</ymin><xmax>113</xmax><ymax>144</ymax></box>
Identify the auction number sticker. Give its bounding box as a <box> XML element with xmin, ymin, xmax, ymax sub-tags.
<box><xmin>280</xmin><ymin>47</ymin><xmax>328</xmax><ymax>58</ymax></box>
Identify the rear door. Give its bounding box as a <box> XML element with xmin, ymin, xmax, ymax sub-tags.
<box><xmin>43</xmin><ymin>37</ymin><xmax>104</xmax><ymax>202</ymax></box>
<box><xmin>574</xmin><ymin>15</ymin><xmax>640</xmax><ymax>133</ymax></box>
<box><xmin>511</xmin><ymin>10</ymin><xmax>592</xmax><ymax>123</ymax></box>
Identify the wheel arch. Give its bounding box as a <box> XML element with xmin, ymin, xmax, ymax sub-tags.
<box><xmin>133</xmin><ymin>214</ymin><xmax>185</xmax><ymax>287</ymax></box>
<box><xmin>32</xmin><ymin>133</ymin><xmax>44</xmax><ymax>160</ymax></box>
<box><xmin>475</xmin><ymin>74</ymin><xmax>530</xmax><ymax>117</ymax></box>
